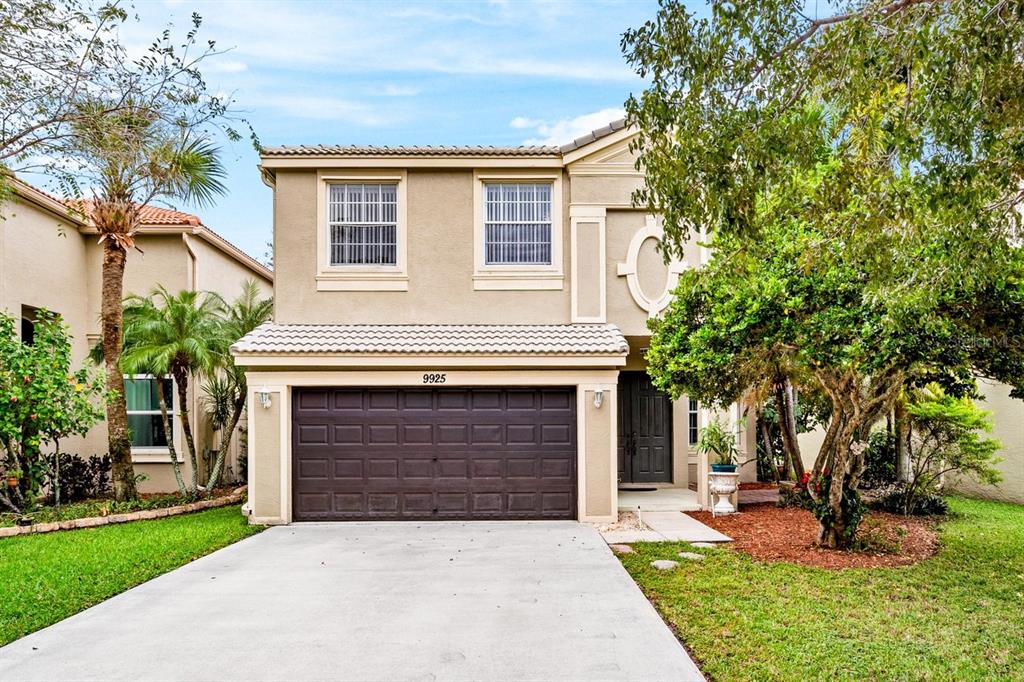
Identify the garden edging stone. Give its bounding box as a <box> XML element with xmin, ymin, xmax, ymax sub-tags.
<box><xmin>0</xmin><ymin>486</ymin><xmax>246</xmax><ymax>538</ymax></box>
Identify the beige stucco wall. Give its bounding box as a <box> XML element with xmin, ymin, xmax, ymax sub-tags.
<box><xmin>953</xmin><ymin>380</ymin><xmax>1024</xmax><ymax>504</ymax></box>
<box><xmin>583</xmin><ymin>387</ymin><xmax>615</xmax><ymax>518</ymax></box>
<box><xmin>0</xmin><ymin>196</ymin><xmax>98</xmax><ymax>463</ymax></box>
<box><xmin>570</xmin><ymin>175</ymin><xmax>644</xmax><ymax>207</ymax></box>
<box><xmin>272</xmin><ymin>169</ymin><xmax>571</xmax><ymax>325</ymax></box>
<box><xmin>250</xmin><ymin>387</ymin><xmax>283</xmax><ymax>521</ymax></box>
<box><xmin>188</xmin><ymin>234</ymin><xmax>273</xmax><ymax>301</ymax></box>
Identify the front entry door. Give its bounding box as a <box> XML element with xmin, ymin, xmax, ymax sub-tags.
<box><xmin>617</xmin><ymin>372</ymin><xmax>673</xmax><ymax>484</ymax></box>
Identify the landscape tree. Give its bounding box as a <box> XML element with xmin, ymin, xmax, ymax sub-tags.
<box><xmin>120</xmin><ymin>287</ymin><xmax>227</xmax><ymax>494</ymax></box>
<box><xmin>896</xmin><ymin>385</ymin><xmax>1002</xmax><ymax>515</ymax></box>
<box><xmin>61</xmin><ymin>12</ymin><xmax>251</xmax><ymax>501</ymax></box>
<box><xmin>0</xmin><ymin>311</ymin><xmax>105</xmax><ymax>513</ymax></box>
<box><xmin>203</xmin><ymin>279</ymin><xmax>272</xmax><ymax>487</ymax></box>
<box><xmin>0</xmin><ymin>0</ymin><xmax>128</xmax><ymax>197</ymax></box>
<box><xmin>624</xmin><ymin>0</ymin><xmax>1024</xmax><ymax>546</ymax></box>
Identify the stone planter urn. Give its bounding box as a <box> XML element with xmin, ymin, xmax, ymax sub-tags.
<box><xmin>708</xmin><ymin>471</ymin><xmax>740</xmax><ymax>516</ymax></box>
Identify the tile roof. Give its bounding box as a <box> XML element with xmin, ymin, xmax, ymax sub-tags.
<box><xmin>232</xmin><ymin>323</ymin><xmax>628</xmax><ymax>355</ymax></box>
<box><xmin>261</xmin><ymin>118</ymin><xmax>631</xmax><ymax>159</ymax></box>
<box><xmin>136</xmin><ymin>204</ymin><xmax>201</xmax><ymax>226</ymax></box>
<box><xmin>261</xmin><ymin>144</ymin><xmax>560</xmax><ymax>157</ymax></box>
<box><xmin>558</xmin><ymin>118</ymin><xmax>628</xmax><ymax>153</ymax></box>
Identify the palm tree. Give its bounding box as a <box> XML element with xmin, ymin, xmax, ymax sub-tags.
<box><xmin>71</xmin><ymin>103</ymin><xmax>227</xmax><ymax>500</ymax></box>
<box><xmin>121</xmin><ymin>287</ymin><xmax>227</xmax><ymax>493</ymax></box>
<box><xmin>203</xmin><ymin>280</ymin><xmax>273</xmax><ymax>487</ymax></box>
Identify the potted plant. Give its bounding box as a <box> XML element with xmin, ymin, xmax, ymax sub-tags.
<box><xmin>5</xmin><ymin>469</ymin><xmax>21</xmax><ymax>489</ymax></box>
<box><xmin>698</xmin><ymin>420</ymin><xmax>739</xmax><ymax>472</ymax></box>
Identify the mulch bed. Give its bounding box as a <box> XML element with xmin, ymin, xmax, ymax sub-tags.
<box><xmin>738</xmin><ymin>481</ymin><xmax>779</xmax><ymax>491</ymax></box>
<box><xmin>690</xmin><ymin>503</ymin><xmax>940</xmax><ymax>569</ymax></box>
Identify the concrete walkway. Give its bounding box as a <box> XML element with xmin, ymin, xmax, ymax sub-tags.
<box><xmin>601</xmin><ymin>511</ymin><xmax>732</xmax><ymax>544</ymax></box>
<box><xmin>0</xmin><ymin>522</ymin><xmax>703</xmax><ymax>682</ymax></box>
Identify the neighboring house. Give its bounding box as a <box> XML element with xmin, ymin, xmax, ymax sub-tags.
<box><xmin>235</xmin><ymin>120</ymin><xmax>757</xmax><ymax>525</ymax></box>
<box><xmin>954</xmin><ymin>381</ymin><xmax>1023</xmax><ymax>504</ymax></box>
<box><xmin>1</xmin><ymin>178</ymin><xmax>274</xmax><ymax>492</ymax></box>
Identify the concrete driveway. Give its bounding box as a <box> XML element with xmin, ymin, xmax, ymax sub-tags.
<box><xmin>0</xmin><ymin>521</ymin><xmax>702</xmax><ymax>681</ymax></box>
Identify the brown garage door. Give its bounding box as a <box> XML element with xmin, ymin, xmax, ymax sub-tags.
<box><xmin>292</xmin><ymin>387</ymin><xmax>577</xmax><ymax>521</ymax></box>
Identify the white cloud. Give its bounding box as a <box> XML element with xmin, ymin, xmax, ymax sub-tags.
<box><xmin>514</xmin><ymin>108</ymin><xmax>626</xmax><ymax>146</ymax></box>
<box><xmin>377</xmin><ymin>84</ymin><xmax>422</xmax><ymax>97</ymax></box>
<box><xmin>251</xmin><ymin>94</ymin><xmax>392</xmax><ymax>126</ymax></box>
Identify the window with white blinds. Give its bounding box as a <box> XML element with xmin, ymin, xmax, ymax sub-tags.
<box><xmin>327</xmin><ymin>183</ymin><xmax>398</xmax><ymax>266</ymax></box>
<box><xmin>483</xmin><ymin>182</ymin><xmax>553</xmax><ymax>265</ymax></box>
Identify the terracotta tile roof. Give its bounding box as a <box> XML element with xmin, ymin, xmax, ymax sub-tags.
<box><xmin>559</xmin><ymin>118</ymin><xmax>628</xmax><ymax>154</ymax></box>
<box><xmin>261</xmin><ymin>144</ymin><xmax>561</xmax><ymax>157</ymax></box>
<box><xmin>135</xmin><ymin>204</ymin><xmax>201</xmax><ymax>226</ymax></box>
<box><xmin>232</xmin><ymin>323</ymin><xmax>628</xmax><ymax>355</ymax></box>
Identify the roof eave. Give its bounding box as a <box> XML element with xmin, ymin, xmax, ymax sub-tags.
<box><xmin>259</xmin><ymin>155</ymin><xmax>564</xmax><ymax>169</ymax></box>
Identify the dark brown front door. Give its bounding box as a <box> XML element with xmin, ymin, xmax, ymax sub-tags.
<box><xmin>617</xmin><ymin>372</ymin><xmax>673</xmax><ymax>484</ymax></box>
<box><xmin>292</xmin><ymin>387</ymin><xmax>577</xmax><ymax>521</ymax></box>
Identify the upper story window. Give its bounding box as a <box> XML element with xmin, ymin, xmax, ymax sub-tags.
<box><xmin>483</xmin><ymin>182</ymin><xmax>553</xmax><ymax>266</ymax></box>
<box><xmin>327</xmin><ymin>183</ymin><xmax>398</xmax><ymax>266</ymax></box>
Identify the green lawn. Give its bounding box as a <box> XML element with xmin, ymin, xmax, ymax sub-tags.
<box><xmin>619</xmin><ymin>497</ymin><xmax>1024</xmax><ymax>681</ymax></box>
<box><xmin>1</xmin><ymin>505</ymin><xmax>262</xmax><ymax>646</ymax></box>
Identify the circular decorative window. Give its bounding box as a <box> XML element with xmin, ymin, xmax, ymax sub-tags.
<box><xmin>616</xmin><ymin>215</ymin><xmax>687</xmax><ymax>317</ymax></box>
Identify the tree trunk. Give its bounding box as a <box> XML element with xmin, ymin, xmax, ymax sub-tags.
<box><xmin>155</xmin><ymin>378</ymin><xmax>186</xmax><ymax>495</ymax></box>
<box><xmin>205</xmin><ymin>398</ymin><xmax>244</xmax><ymax>491</ymax></box>
<box><xmin>774</xmin><ymin>379</ymin><xmax>805</xmax><ymax>481</ymax></box>
<box><xmin>756</xmin><ymin>404</ymin><xmax>780</xmax><ymax>483</ymax></box>
<box><xmin>894</xmin><ymin>398</ymin><xmax>911</xmax><ymax>483</ymax></box>
<box><xmin>102</xmin><ymin>243</ymin><xmax>137</xmax><ymax>501</ymax></box>
<box><xmin>172</xmin><ymin>366</ymin><xmax>199</xmax><ymax>492</ymax></box>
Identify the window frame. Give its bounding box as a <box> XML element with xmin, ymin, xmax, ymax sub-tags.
<box><xmin>315</xmin><ymin>170</ymin><xmax>408</xmax><ymax>291</ymax></box>
<box><xmin>688</xmin><ymin>397</ymin><xmax>699</xmax><ymax>446</ymax></box>
<box><xmin>124</xmin><ymin>374</ymin><xmax>181</xmax><ymax>462</ymax></box>
<box><xmin>472</xmin><ymin>170</ymin><xmax>563</xmax><ymax>290</ymax></box>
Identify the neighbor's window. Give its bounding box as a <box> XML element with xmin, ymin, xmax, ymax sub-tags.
<box><xmin>688</xmin><ymin>398</ymin><xmax>699</xmax><ymax>445</ymax></box>
<box><xmin>125</xmin><ymin>376</ymin><xmax>174</xmax><ymax>449</ymax></box>
<box><xmin>327</xmin><ymin>183</ymin><xmax>398</xmax><ymax>266</ymax></box>
<box><xmin>483</xmin><ymin>182</ymin><xmax>552</xmax><ymax>265</ymax></box>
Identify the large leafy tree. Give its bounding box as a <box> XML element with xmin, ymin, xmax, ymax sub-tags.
<box><xmin>0</xmin><ymin>0</ymin><xmax>128</xmax><ymax>197</ymax></box>
<box><xmin>625</xmin><ymin>1</ymin><xmax>1024</xmax><ymax>547</ymax></box>
<box><xmin>0</xmin><ymin>311</ymin><xmax>105</xmax><ymax>513</ymax></box>
<box><xmin>121</xmin><ymin>287</ymin><xmax>227</xmax><ymax>495</ymax></box>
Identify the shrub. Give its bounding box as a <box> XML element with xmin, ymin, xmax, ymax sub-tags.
<box><xmin>777</xmin><ymin>475</ymin><xmax>814</xmax><ymax>509</ymax></box>
<box><xmin>46</xmin><ymin>454</ymin><xmax>111</xmax><ymax>503</ymax></box>
<box><xmin>861</xmin><ymin>430</ymin><xmax>898</xmax><ymax>489</ymax></box>
<box><xmin>867</xmin><ymin>483</ymin><xmax>950</xmax><ymax>516</ymax></box>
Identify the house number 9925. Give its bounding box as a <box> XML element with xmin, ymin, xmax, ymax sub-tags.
<box><xmin>422</xmin><ymin>373</ymin><xmax>447</xmax><ymax>384</ymax></box>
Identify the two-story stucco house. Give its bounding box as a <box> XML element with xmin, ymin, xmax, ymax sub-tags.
<box><xmin>236</xmin><ymin>120</ymin><xmax>759</xmax><ymax>525</ymax></box>
<box><xmin>2</xmin><ymin>178</ymin><xmax>274</xmax><ymax>492</ymax></box>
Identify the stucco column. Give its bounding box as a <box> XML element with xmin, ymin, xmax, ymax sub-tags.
<box><xmin>580</xmin><ymin>383</ymin><xmax>617</xmax><ymax>523</ymax></box>
<box><xmin>248</xmin><ymin>384</ymin><xmax>286</xmax><ymax>525</ymax></box>
<box><xmin>698</xmin><ymin>408</ymin><xmax>711</xmax><ymax>509</ymax></box>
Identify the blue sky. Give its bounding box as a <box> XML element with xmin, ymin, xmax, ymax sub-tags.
<box><xmin>115</xmin><ymin>0</ymin><xmax>665</xmax><ymax>262</ymax></box>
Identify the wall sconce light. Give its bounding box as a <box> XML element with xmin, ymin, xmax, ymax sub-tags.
<box><xmin>593</xmin><ymin>389</ymin><xmax>604</xmax><ymax>409</ymax></box>
<box><xmin>256</xmin><ymin>386</ymin><xmax>272</xmax><ymax>409</ymax></box>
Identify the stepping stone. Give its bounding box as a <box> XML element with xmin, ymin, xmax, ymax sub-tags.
<box><xmin>650</xmin><ymin>560</ymin><xmax>679</xmax><ymax>570</ymax></box>
<box><xmin>691</xmin><ymin>542</ymin><xmax>717</xmax><ymax>548</ymax></box>
<box><xmin>608</xmin><ymin>544</ymin><xmax>634</xmax><ymax>554</ymax></box>
<box><xmin>678</xmin><ymin>551</ymin><xmax>705</xmax><ymax>561</ymax></box>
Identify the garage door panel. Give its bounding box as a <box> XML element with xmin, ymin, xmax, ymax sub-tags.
<box><xmin>293</xmin><ymin>387</ymin><xmax>577</xmax><ymax>521</ymax></box>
